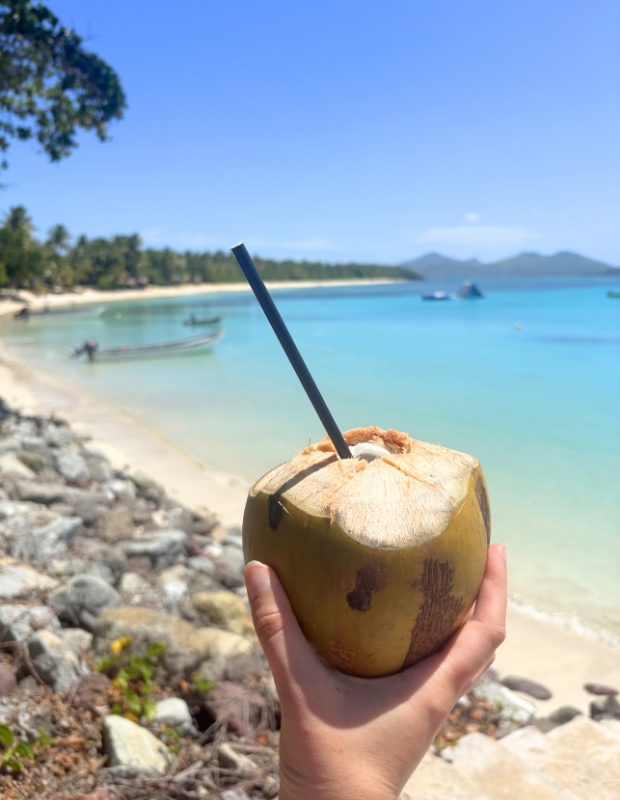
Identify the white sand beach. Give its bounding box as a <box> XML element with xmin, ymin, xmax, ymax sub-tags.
<box><xmin>1</xmin><ymin>340</ymin><xmax>618</xmax><ymax>714</ymax></box>
<box><xmin>0</xmin><ymin>277</ymin><xmax>404</xmax><ymax>319</ymax></box>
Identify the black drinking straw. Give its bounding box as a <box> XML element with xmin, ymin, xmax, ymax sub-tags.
<box><xmin>231</xmin><ymin>242</ymin><xmax>352</xmax><ymax>460</ymax></box>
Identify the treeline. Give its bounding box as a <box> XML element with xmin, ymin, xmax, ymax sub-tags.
<box><xmin>0</xmin><ymin>206</ymin><xmax>420</xmax><ymax>291</ymax></box>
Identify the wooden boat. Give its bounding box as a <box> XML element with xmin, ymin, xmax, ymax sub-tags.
<box><xmin>422</xmin><ymin>290</ymin><xmax>452</xmax><ymax>301</ymax></box>
<box><xmin>607</xmin><ymin>290</ymin><xmax>620</xmax><ymax>299</ymax></box>
<box><xmin>183</xmin><ymin>315</ymin><xmax>222</xmax><ymax>326</ymax></box>
<box><xmin>71</xmin><ymin>330</ymin><xmax>224</xmax><ymax>361</ymax></box>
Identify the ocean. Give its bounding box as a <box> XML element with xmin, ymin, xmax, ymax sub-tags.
<box><xmin>2</xmin><ymin>276</ymin><xmax>619</xmax><ymax>643</ymax></box>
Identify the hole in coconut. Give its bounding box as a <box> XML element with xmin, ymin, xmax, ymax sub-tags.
<box><xmin>349</xmin><ymin>442</ymin><xmax>391</xmax><ymax>462</ymax></box>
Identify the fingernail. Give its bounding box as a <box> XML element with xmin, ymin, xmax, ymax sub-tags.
<box><xmin>245</xmin><ymin>561</ymin><xmax>271</xmax><ymax>599</ymax></box>
<box><xmin>497</xmin><ymin>543</ymin><xmax>507</xmax><ymax>563</ymax></box>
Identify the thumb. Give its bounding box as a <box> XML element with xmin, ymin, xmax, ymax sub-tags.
<box><xmin>245</xmin><ymin>560</ymin><xmax>322</xmax><ymax>691</ymax></box>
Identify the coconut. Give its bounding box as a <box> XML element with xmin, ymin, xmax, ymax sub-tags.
<box><xmin>243</xmin><ymin>426</ymin><xmax>490</xmax><ymax>678</ymax></box>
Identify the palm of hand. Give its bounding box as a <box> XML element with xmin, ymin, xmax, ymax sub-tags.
<box><xmin>246</xmin><ymin>543</ymin><xmax>507</xmax><ymax>800</ymax></box>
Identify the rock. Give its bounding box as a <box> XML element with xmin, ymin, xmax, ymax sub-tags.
<box><xmin>119</xmin><ymin>571</ymin><xmax>154</xmax><ymax>598</ymax></box>
<box><xmin>71</xmin><ymin>673</ymin><xmax>112</xmax><ymax>709</ymax></box>
<box><xmin>55</xmin><ymin>449</ymin><xmax>89</xmax><ymax>483</ymax></box>
<box><xmin>535</xmin><ymin>705</ymin><xmax>582</xmax><ymax>732</ymax></box>
<box><xmin>122</xmin><ymin>530</ymin><xmax>187</xmax><ymax>563</ymax></box>
<box><xmin>102</xmin><ymin>479</ymin><xmax>137</xmax><ymax>503</ymax></box>
<box><xmin>584</xmin><ymin>682</ymin><xmax>618</xmax><ymax>696</ymax></box>
<box><xmin>548</xmin><ymin>705</ymin><xmax>582</xmax><ymax>725</ymax></box>
<box><xmin>204</xmin><ymin>681</ymin><xmax>268</xmax><ymax>737</ymax></box>
<box><xmin>216</xmin><ymin>563</ymin><xmax>246</xmax><ymax>591</ymax></box>
<box><xmin>20</xmin><ymin>435</ymin><xmax>53</xmax><ymax>462</ymax></box>
<box><xmin>0</xmin><ymin>561</ymin><xmax>59</xmax><ymax>599</ymax></box>
<box><xmin>590</xmin><ymin>694</ymin><xmax>620</xmax><ymax>721</ymax></box>
<box><xmin>0</xmin><ymin>604</ymin><xmax>61</xmax><ymax>642</ymax></box>
<box><xmin>58</xmin><ymin>628</ymin><xmax>93</xmax><ymax>654</ymax></box>
<box><xmin>152</xmin><ymin>697</ymin><xmax>198</xmax><ymax>736</ymax></box>
<box><xmin>500</xmin><ymin>675</ymin><xmax>552</xmax><ymax>701</ymax></box>
<box><xmin>16</xmin><ymin>450</ymin><xmax>47</xmax><ymax>473</ymax></box>
<box><xmin>73</xmin><ymin>499</ymin><xmax>108</xmax><ymax>526</ymax></box>
<box><xmin>72</xmin><ymin>538</ymin><xmax>127</xmax><ymax>583</ymax></box>
<box><xmin>28</xmin><ymin>630</ymin><xmax>89</xmax><ymax>693</ymax></box>
<box><xmin>102</xmin><ymin>715</ymin><xmax>171</xmax><ymax>776</ymax></box>
<box><xmin>161</xmin><ymin>580</ymin><xmax>188</xmax><ymax>608</ymax></box>
<box><xmin>220</xmin><ymin>790</ymin><xmax>252</xmax><ymax>800</ymax></box>
<box><xmin>218</xmin><ymin>742</ymin><xmax>256</xmax><ymax>774</ymax></box>
<box><xmin>101</xmin><ymin>505</ymin><xmax>135</xmax><ymax>543</ymax></box>
<box><xmin>84</xmin><ymin>453</ymin><xmax>113</xmax><ymax>483</ymax></box>
<box><xmin>0</xmin><ymin>435</ymin><xmax>22</xmax><ymax>454</ymax></box>
<box><xmin>473</xmin><ymin>680</ymin><xmax>536</xmax><ymax>725</ymax></box>
<box><xmin>0</xmin><ymin>665</ymin><xmax>17</xmax><ymax>697</ymax></box>
<box><xmin>50</xmin><ymin>575</ymin><xmax>121</xmax><ymax>631</ymax></box>
<box><xmin>131</xmin><ymin>470</ymin><xmax>164</xmax><ymax>493</ymax></box>
<box><xmin>190</xmin><ymin>591</ymin><xmax>255</xmax><ymax>639</ymax></box>
<box><xmin>10</xmin><ymin>514</ymin><xmax>82</xmax><ymax>562</ymax></box>
<box><xmin>44</xmin><ymin>423</ymin><xmax>73</xmax><ymax>448</ymax></box>
<box><xmin>15</xmin><ymin>481</ymin><xmax>66</xmax><ymax>504</ymax></box>
<box><xmin>93</xmin><ymin>607</ymin><xmax>254</xmax><ymax>678</ymax></box>
<box><xmin>187</xmin><ymin>555</ymin><xmax>218</xmax><ymax>575</ymax></box>
<box><xmin>220</xmin><ymin>544</ymin><xmax>245</xmax><ymax>574</ymax></box>
<box><xmin>0</xmin><ymin>454</ymin><xmax>35</xmax><ymax>480</ymax></box>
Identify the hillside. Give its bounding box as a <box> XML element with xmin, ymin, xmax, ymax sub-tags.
<box><xmin>401</xmin><ymin>251</ymin><xmax>618</xmax><ymax>279</ymax></box>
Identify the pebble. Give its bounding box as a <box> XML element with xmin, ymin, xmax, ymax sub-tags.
<box><xmin>152</xmin><ymin>697</ymin><xmax>198</xmax><ymax>736</ymax></box>
<box><xmin>584</xmin><ymin>682</ymin><xmax>618</xmax><ymax>697</ymax></box>
<box><xmin>28</xmin><ymin>629</ymin><xmax>89</xmax><ymax>693</ymax></box>
<box><xmin>102</xmin><ymin>714</ymin><xmax>171</xmax><ymax>776</ymax></box>
<box><xmin>50</xmin><ymin>574</ymin><xmax>121</xmax><ymax>631</ymax></box>
<box><xmin>500</xmin><ymin>675</ymin><xmax>553</xmax><ymax>700</ymax></box>
<box><xmin>0</xmin><ymin>664</ymin><xmax>17</xmax><ymax>697</ymax></box>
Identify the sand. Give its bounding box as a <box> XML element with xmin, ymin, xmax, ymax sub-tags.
<box><xmin>1</xmin><ymin>340</ymin><xmax>618</xmax><ymax>714</ymax></box>
<box><xmin>0</xmin><ymin>277</ymin><xmax>404</xmax><ymax>319</ymax></box>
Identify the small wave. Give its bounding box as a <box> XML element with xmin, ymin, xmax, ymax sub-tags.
<box><xmin>540</xmin><ymin>335</ymin><xmax>620</xmax><ymax>346</ymax></box>
<box><xmin>508</xmin><ymin>595</ymin><xmax>620</xmax><ymax>650</ymax></box>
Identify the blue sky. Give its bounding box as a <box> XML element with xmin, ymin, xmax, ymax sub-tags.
<box><xmin>3</xmin><ymin>0</ymin><xmax>619</xmax><ymax>265</ymax></box>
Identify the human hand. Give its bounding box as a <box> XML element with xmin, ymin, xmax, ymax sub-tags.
<box><xmin>244</xmin><ymin>542</ymin><xmax>507</xmax><ymax>800</ymax></box>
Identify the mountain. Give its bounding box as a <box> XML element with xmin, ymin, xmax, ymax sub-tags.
<box><xmin>401</xmin><ymin>251</ymin><xmax>619</xmax><ymax>279</ymax></box>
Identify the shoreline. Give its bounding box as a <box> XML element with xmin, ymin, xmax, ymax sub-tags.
<box><xmin>0</xmin><ymin>277</ymin><xmax>405</xmax><ymax>319</ymax></box>
<box><xmin>1</xmin><ymin>341</ymin><xmax>619</xmax><ymax>712</ymax></box>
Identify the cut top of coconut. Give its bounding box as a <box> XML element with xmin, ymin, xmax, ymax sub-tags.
<box><xmin>251</xmin><ymin>426</ymin><xmax>481</xmax><ymax>548</ymax></box>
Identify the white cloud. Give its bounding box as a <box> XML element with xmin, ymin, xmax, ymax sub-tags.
<box><xmin>464</xmin><ymin>212</ymin><xmax>480</xmax><ymax>222</ymax></box>
<box><xmin>420</xmin><ymin>225</ymin><xmax>537</xmax><ymax>249</ymax></box>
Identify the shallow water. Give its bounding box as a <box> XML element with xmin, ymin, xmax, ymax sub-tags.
<box><xmin>3</xmin><ymin>276</ymin><xmax>620</xmax><ymax>640</ymax></box>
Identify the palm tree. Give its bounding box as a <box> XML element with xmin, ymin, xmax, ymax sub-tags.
<box><xmin>3</xmin><ymin>206</ymin><xmax>34</xmax><ymax>234</ymax></box>
<box><xmin>47</xmin><ymin>223</ymin><xmax>71</xmax><ymax>255</ymax></box>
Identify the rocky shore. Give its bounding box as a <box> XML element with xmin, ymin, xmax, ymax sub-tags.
<box><xmin>0</xmin><ymin>398</ymin><xmax>619</xmax><ymax>799</ymax></box>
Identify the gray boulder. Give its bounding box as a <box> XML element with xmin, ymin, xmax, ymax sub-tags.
<box><xmin>102</xmin><ymin>715</ymin><xmax>171</xmax><ymax>776</ymax></box>
<box><xmin>101</xmin><ymin>505</ymin><xmax>135</xmax><ymax>543</ymax></box>
<box><xmin>0</xmin><ymin>561</ymin><xmax>59</xmax><ymax>599</ymax></box>
<box><xmin>0</xmin><ymin>604</ymin><xmax>61</xmax><ymax>643</ymax></box>
<box><xmin>43</xmin><ymin>423</ymin><xmax>73</xmax><ymax>448</ymax></box>
<box><xmin>12</xmin><ymin>515</ymin><xmax>82</xmax><ymax>562</ymax></box>
<box><xmin>28</xmin><ymin>630</ymin><xmax>89</xmax><ymax>693</ymax></box>
<box><xmin>20</xmin><ymin>435</ymin><xmax>53</xmax><ymax>463</ymax></box>
<box><xmin>0</xmin><ymin>454</ymin><xmax>35</xmax><ymax>480</ymax></box>
<box><xmin>50</xmin><ymin>575</ymin><xmax>121</xmax><ymax>631</ymax></box>
<box><xmin>15</xmin><ymin>482</ymin><xmax>66</xmax><ymax>505</ymax></box>
<box><xmin>122</xmin><ymin>530</ymin><xmax>187</xmax><ymax>562</ymax></box>
<box><xmin>55</xmin><ymin>450</ymin><xmax>89</xmax><ymax>483</ymax></box>
<box><xmin>500</xmin><ymin>675</ymin><xmax>552</xmax><ymax>701</ymax></box>
<box><xmin>93</xmin><ymin>606</ymin><xmax>254</xmax><ymax>678</ymax></box>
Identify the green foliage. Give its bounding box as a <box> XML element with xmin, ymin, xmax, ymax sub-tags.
<box><xmin>0</xmin><ymin>206</ymin><xmax>421</xmax><ymax>291</ymax></box>
<box><xmin>95</xmin><ymin>637</ymin><xmax>166</xmax><ymax>722</ymax></box>
<box><xmin>0</xmin><ymin>0</ymin><xmax>126</xmax><ymax>170</ymax></box>
<box><xmin>0</xmin><ymin>723</ymin><xmax>49</xmax><ymax>772</ymax></box>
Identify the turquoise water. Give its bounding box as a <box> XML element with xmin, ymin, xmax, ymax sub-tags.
<box><xmin>2</xmin><ymin>277</ymin><xmax>620</xmax><ymax>640</ymax></box>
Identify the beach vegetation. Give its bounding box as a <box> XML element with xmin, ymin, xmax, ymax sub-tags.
<box><xmin>0</xmin><ymin>205</ymin><xmax>421</xmax><ymax>290</ymax></box>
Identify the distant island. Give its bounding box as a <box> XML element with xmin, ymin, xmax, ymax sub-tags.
<box><xmin>401</xmin><ymin>251</ymin><xmax>620</xmax><ymax>279</ymax></box>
